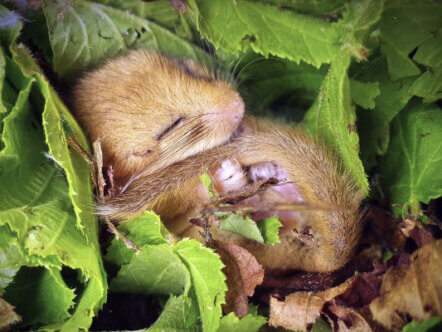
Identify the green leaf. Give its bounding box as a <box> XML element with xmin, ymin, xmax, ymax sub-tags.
<box><xmin>0</xmin><ymin>47</ymin><xmax>6</xmax><ymax>115</ymax></box>
<box><xmin>402</xmin><ymin>317</ymin><xmax>442</xmax><ymax>332</ymax></box>
<box><xmin>3</xmin><ymin>267</ymin><xmax>75</xmax><ymax>327</ymax></box>
<box><xmin>353</xmin><ymin>57</ymin><xmax>414</xmax><ymax>170</ymax></box>
<box><xmin>187</xmin><ymin>0</ymin><xmax>344</xmax><ymax>67</ymax></box>
<box><xmin>29</xmin><ymin>78</ymin><xmax>94</xmax><ymax>239</ymax></box>
<box><xmin>256</xmin><ymin>216</ymin><xmax>282</xmax><ymax>245</ymax></box>
<box><xmin>106</xmin><ymin>215</ymin><xmax>226</xmax><ymax>332</ymax></box>
<box><xmin>110</xmin><ymin>244</ymin><xmax>191</xmax><ymax>296</ymax></box>
<box><xmin>238</xmin><ymin>55</ymin><xmax>327</xmax><ymax>115</ymax></box>
<box><xmin>105</xmin><ymin>211</ymin><xmax>169</xmax><ymax>266</ymax></box>
<box><xmin>218</xmin><ymin>212</ymin><xmax>264</xmax><ymax>243</ymax></box>
<box><xmin>0</xmin><ymin>227</ymin><xmax>22</xmax><ymax>291</ymax></box>
<box><xmin>0</xmin><ymin>5</ymin><xmax>22</xmax><ymax>46</ymax></box>
<box><xmin>94</xmin><ymin>0</ymin><xmax>181</xmax><ymax>30</ymax></box>
<box><xmin>253</xmin><ymin>0</ymin><xmax>347</xmax><ymax>16</ymax></box>
<box><xmin>6</xmin><ymin>35</ymin><xmax>99</xmax><ymax>244</ymax></box>
<box><xmin>217</xmin><ymin>211</ymin><xmax>281</xmax><ymax>245</ymax></box>
<box><xmin>350</xmin><ymin>79</ymin><xmax>380</xmax><ymax>109</ymax></box>
<box><xmin>0</xmin><ymin>18</ymin><xmax>107</xmax><ymax>329</ymax></box>
<box><xmin>174</xmin><ymin>239</ymin><xmax>227</xmax><ymax>332</ymax></box>
<box><xmin>200</xmin><ymin>170</ymin><xmax>216</xmax><ymax>199</ymax></box>
<box><xmin>379</xmin><ymin>102</ymin><xmax>442</xmax><ymax>215</ymax></box>
<box><xmin>42</xmin><ymin>0</ymin><xmax>205</xmax><ymax>81</ymax></box>
<box><xmin>302</xmin><ymin>0</ymin><xmax>386</xmax><ymax>194</ymax></box>
<box><xmin>340</xmin><ymin>0</ymin><xmax>384</xmax><ymax>45</ymax></box>
<box><xmin>21</xmin><ymin>8</ymin><xmax>53</xmax><ymax>64</ymax></box>
<box><xmin>0</xmin><ymin>201</ymin><xmax>106</xmax><ymax>328</ymax></box>
<box><xmin>217</xmin><ymin>312</ymin><xmax>267</xmax><ymax>332</ymax></box>
<box><xmin>0</xmin><ymin>76</ymin><xmax>69</xmax><ymax>233</ymax></box>
<box><xmin>382</xmin><ymin>249</ymin><xmax>393</xmax><ymax>263</ymax></box>
<box><xmin>311</xmin><ymin>318</ymin><xmax>332</xmax><ymax>332</ymax></box>
<box><xmin>304</xmin><ymin>52</ymin><xmax>368</xmax><ymax>195</ymax></box>
<box><xmin>379</xmin><ymin>0</ymin><xmax>442</xmax><ymax>80</ymax></box>
<box><xmin>0</xmin><ymin>226</ymin><xmax>63</xmax><ymax>286</ymax></box>
<box><xmin>409</xmin><ymin>68</ymin><xmax>442</xmax><ymax>103</ymax></box>
<box><xmin>147</xmin><ymin>295</ymin><xmax>200</xmax><ymax>332</ymax></box>
<box><xmin>413</xmin><ymin>31</ymin><xmax>442</xmax><ymax>68</ymax></box>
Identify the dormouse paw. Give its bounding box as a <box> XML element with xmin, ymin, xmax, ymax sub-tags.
<box><xmin>211</xmin><ymin>159</ymin><xmax>247</xmax><ymax>195</ymax></box>
<box><xmin>248</xmin><ymin>161</ymin><xmax>288</xmax><ymax>182</ymax></box>
<box><xmin>248</xmin><ymin>161</ymin><xmax>304</xmax><ymax>203</ymax></box>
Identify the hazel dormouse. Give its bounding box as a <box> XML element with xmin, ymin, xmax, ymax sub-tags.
<box><xmin>72</xmin><ymin>51</ymin><xmax>363</xmax><ymax>273</ymax></box>
<box><xmin>96</xmin><ymin>117</ymin><xmax>364</xmax><ymax>273</ymax></box>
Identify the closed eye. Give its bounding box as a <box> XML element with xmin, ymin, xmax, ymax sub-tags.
<box><xmin>156</xmin><ymin>117</ymin><xmax>184</xmax><ymax>140</ymax></box>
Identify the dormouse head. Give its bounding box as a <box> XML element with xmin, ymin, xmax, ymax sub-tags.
<box><xmin>73</xmin><ymin>51</ymin><xmax>244</xmax><ymax>184</ymax></box>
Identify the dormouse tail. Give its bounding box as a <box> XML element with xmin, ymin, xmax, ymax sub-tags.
<box><xmin>96</xmin><ymin>128</ymin><xmax>365</xmax><ymax>272</ymax></box>
<box><xmin>95</xmin><ymin>144</ymin><xmax>235</xmax><ymax>221</ymax></box>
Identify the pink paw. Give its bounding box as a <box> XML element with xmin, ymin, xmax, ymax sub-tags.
<box><xmin>212</xmin><ymin>159</ymin><xmax>247</xmax><ymax>195</ymax></box>
<box><xmin>248</xmin><ymin>161</ymin><xmax>288</xmax><ymax>182</ymax></box>
<box><xmin>248</xmin><ymin>161</ymin><xmax>304</xmax><ymax>203</ymax></box>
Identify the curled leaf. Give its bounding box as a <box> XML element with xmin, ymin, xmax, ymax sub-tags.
<box><xmin>269</xmin><ymin>276</ymin><xmax>356</xmax><ymax>331</ymax></box>
<box><xmin>213</xmin><ymin>240</ymin><xmax>264</xmax><ymax>317</ymax></box>
<box><xmin>369</xmin><ymin>240</ymin><xmax>442</xmax><ymax>330</ymax></box>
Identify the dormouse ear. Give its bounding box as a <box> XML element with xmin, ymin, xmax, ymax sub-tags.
<box><xmin>178</xmin><ymin>58</ymin><xmax>213</xmax><ymax>80</ymax></box>
<box><xmin>232</xmin><ymin>116</ymin><xmax>258</xmax><ymax>138</ymax></box>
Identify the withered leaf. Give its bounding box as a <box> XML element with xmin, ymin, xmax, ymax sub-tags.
<box><xmin>93</xmin><ymin>140</ymin><xmax>106</xmax><ymax>198</ymax></box>
<box><xmin>269</xmin><ymin>275</ymin><xmax>356</xmax><ymax>331</ymax></box>
<box><xmin>335</xmin><ymin>268</ymin><xmax>385</xmax><ymax>308</ymax></box>
<box><xmin>400</xmin><ymin>218</ymin><xmax>435</xmax><ymax>248</ymax></box>
<box><xmin>363</xmin><ymin>205</ymin><xmax>407</xmax><ymax>250</ymax></box>
<box><xmin>327</xmin><ymin>302</ymin><xmax>373</xmax><ymax>332</ymax></box>
<box><xmin>213</xmin><ymin>240</ymin><xmax>264</xmax><ymax>317</ymax></box>
<box><xmin>369</xmin><ymin>240</ymin><xmax>442</xmax><ymax>330</ymax></box>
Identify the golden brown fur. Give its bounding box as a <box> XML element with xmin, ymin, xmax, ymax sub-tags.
<box><xmin>98</xmin><ymin>123</ymin><xmax>364</xmax><ymax>272</ymax></box>
<box><xmin>72</xmin><ymin>51</ymin><xmax>244</xmax><ymax>186</ymax></box>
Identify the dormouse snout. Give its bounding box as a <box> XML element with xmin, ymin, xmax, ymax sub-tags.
<box><xmin>228</xmin><ymin>95</ymin><xmax>245</xmax><ymax>123</ymax></box>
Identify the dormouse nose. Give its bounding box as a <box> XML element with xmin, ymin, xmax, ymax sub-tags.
<box><xmin>227</xmin><ymin>95</ymin><xmax>245</xmax><ymax>123</ymax></box>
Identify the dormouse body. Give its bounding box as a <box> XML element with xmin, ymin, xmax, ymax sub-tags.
<box><xmin>98</xmin><ymin>119</ymin><xmax>364</xmax><ymax>273</ymax></box>
<box><xmin>72</xmin><ymin>51</ymin><xmax>363</xmax><ymax>273</ymax></box>
<box><xmin>72</xmin><ymin>50</ymin><xmax>244</xmax><ymax>186</ymax></box>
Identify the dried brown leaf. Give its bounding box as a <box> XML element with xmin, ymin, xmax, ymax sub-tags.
<box><xmin>369</xmin><ymin>240</ymin><xmax>442</xmax><ymax>330</ymax></box>
<box><xmin>400</xmin><ymin>218</ymin><xmax>417</xmax><ymax>237</ymax></box>
<box><xmin>401</xmin><ymin>218</ymin><xmax>435</xmax><ymax>248</ymax></box>
<box><xmin>93</xmin><ymin>140</ymin><xmax>105</xmax><ymax>198</ymax></box>
<box><xmin>213</xmin><ymin>240</ymin><xmax>264</xmax><ymax>317</ymax></box>
<box><xmin>0</xmin><ymin>297</ymin><xmax>21</xmax><ymax>328</ymax></box>
<box><xmin>335</xmin><ymin>267</ymin><xmax>385</xmax><ymax>308</ymax></box>
<box><xmin>363</xmin><ymin>205</ymin><xmax>407</xmax><ymax>249</ymax></box>
<box><xmin>269</xmin><ymin>276</ymin><xmax>356</xmax><ymax>330</ymax></box>
<box><xmin>327</xmin><ymin>302</ymin><xmax>373</xmax><ymax>332</ymax></box>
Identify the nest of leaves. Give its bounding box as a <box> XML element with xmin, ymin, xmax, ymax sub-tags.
<box><xmin>0</xmin><ymin>0</ymin><xmax>441</xmax><ymax>331</ymax></box>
